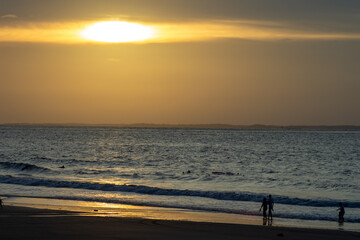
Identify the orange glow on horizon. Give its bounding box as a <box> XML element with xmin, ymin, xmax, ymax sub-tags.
<box><xmin>1</xmin><ymin>20</ymin><xmax>360</xmax><ymax>44</ymax></box>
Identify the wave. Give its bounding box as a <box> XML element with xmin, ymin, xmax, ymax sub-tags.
<box><xmin>0</xmin><ymin>162</ymin><xmax>53</xmax><ymax>173</ymax></box>
<box><xmin>0</xmin><ymin>175</ymin><xmax>359</xmax><ymax>209</ymax></box>
<box><xmin>75</xmin><ymin>169</ymin><xmax>116</xmax><ymax>175</ymax></box>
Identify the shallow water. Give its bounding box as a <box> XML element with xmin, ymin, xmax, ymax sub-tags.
<box><xmin>0</xmin><ymin>126</ymin><xmax>359</xmax><ymax>228</ymax></box>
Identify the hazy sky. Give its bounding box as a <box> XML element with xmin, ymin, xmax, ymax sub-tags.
<box><xmin>1</xmin><ymin>0</ymin><xmax>360</xmax><ymax>125</ymax></box>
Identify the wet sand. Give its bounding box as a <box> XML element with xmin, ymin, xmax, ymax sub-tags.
<box><xmin>0</xmin><ymin>205</ymin><xmax>359</xmax><ymax>240</ymax></box>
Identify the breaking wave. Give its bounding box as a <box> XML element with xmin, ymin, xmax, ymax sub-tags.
<box><xmin>0</xmin><ymin>175</ymin><xmax>359</xmax><ymax>209</ymax></box>
<box><xmin>0</xmin><ymin>162</ymin><xmax>53</xmax><ymax>173</ymax></box>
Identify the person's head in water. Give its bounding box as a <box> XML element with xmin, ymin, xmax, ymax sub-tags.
<box><xmin>269</xmin><ymin>194</ymin><xmax>272</xmax><ymax>198</ymax></box>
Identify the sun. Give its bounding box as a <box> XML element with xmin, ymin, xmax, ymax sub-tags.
<box><xmin>80</xmin><ymin>21</ymin><xmax>156</xmax><ymax>43</ymax></box>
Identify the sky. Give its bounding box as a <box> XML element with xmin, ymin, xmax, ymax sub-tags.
<box><xmin>1</xmin><ymin>0</ymin><xmax>360</xmax><ymax>125</ymax></box>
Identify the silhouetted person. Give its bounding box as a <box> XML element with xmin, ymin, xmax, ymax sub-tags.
<box><xmin>259</xmin><ymin>197</ymin><xmax>267</xmax><ymax>219</ymax></box>
<box><xmin>268</xmin><ymin>194</ymin><xmax>274</xmax><ymax>220</ymax></box>
<box><xmin>338</xmin><ymin>202</ymin><xmax>345</xmax><ymax>223</ymax></box>
<box><xmin>0</xmin><ymin>198</ymin><xmax>3</xmax><ymax>209</ymax></box>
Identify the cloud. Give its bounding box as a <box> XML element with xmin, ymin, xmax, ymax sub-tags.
<box><xmin>154</xmin><ymin>20</ymin><xmax>360</xmax><ymax>43</ymax></box>
<box><xmin>2</xmin><ymin>1</ymin><xmax>360</xmax><ymax>30</ymax></box>
<box><xmin>1</xmin><ymin>14</ymin><xmax>18</xmax><ymax>19</ymax></box>
<box><xmin>1</xmin><ymin>1</ymin><xmax>360</xmax><ymax>37</ymax></box>
<box><xmin>0</xmin><ymin>20</ymin><xmax>359</xmax><ymax>44</ymax></box>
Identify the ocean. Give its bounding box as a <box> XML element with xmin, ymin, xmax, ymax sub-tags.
<box><xmin>0</xmin><ymin>126</ymin><xmax>359</xmax><ymax>229</ymax></box>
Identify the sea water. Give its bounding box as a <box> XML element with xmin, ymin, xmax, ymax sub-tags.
<box><xmin>0</xmin><ymin>126</ymin><xmax>359</xmax><ymax>229</ymax></box>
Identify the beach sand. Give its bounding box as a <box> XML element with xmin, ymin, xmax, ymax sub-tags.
<box><xmin>0</xmin><ymin>205</ymin><xmax>359</xmax><ymax>240</ymax></box>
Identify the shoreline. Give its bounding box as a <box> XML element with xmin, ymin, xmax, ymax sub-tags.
<box><xmin>2</xmin><ymin>197</ymin><xmax>359</xmax><ymax>233</ymax></box>
<box><xmin>1</xmin><ymin>204</ymin><xmax>359</xmax><ymax>240</ymax></box>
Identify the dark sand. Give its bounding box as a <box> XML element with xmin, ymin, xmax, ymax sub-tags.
<box><xmin>0</xmin><ymin>205</ymin><xmax>359</xmax><ymax>240</ymax></box>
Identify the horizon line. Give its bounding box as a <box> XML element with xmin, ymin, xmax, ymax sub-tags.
<box><xmin>1</xmin><ymin>123</ymin><xmax>360</xmax><ymax>130</ymax></box>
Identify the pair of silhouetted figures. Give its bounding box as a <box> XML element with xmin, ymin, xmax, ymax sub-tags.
<box><xmin>259</xmin><ymin>194</ymin><xmax>274</xmax><ymax>220</ymax></box>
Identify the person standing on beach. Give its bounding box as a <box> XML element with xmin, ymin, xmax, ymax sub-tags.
<box><xmin>259</xmin><ymin>197</ymin><xmax>268</xmax><ymax>219</ymax></box>
<box><xmin>268</xmin><ymin>195</ymin><xmax>274</xmax><ymax>220</ymax></box>
<box><xmin>338</xmin><ymin>202</ymin><xmax>345</xmax><ymax>222</ymax></box>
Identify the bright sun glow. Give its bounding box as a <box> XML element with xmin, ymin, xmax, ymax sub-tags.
<box><xmin>80</xmin><ymin>21</ymin><xmax>156</xmax><ymax>43</ymax></box>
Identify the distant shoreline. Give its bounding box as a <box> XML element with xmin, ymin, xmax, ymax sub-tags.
<box><xmin>1</xmin><ymin>123</ymin><xmax>360</xmax><ymax>130</ymax></box>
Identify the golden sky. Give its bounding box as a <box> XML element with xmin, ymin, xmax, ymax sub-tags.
<box><xmin>1</xmin><ymin>0</ymin><xmax>360</xmax><ymax>125</ymax></box>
